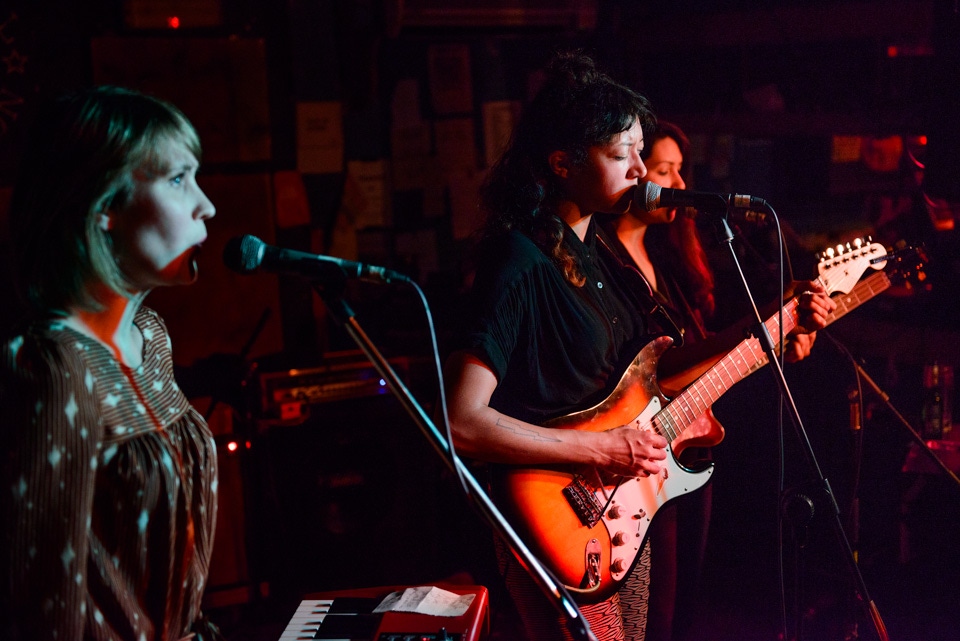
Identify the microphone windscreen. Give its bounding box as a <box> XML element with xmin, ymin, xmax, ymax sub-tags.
<box><xmin>640</xmin><ymin>182</ymin><xmax>662</xmax><ymax>212</ymax></box>
<box><xmin>223</xmin><ymin>234</ymin><xmax>264</xmax><ymax>273</ymax></box>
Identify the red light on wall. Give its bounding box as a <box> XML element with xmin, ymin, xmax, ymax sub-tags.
<box><xmin>167</xmin><ymin>16</ymin><xmax>181</xmax><ymax>29</ymax></box>
<box><xmin>887</xmin><ymin>43</ymin><xmax>934</xmax><ymax>58</ymax></box>
<box><xmin>226</xmin><ymin>440</ymin><xmax>239</xmax><ymax>453</ymax></box>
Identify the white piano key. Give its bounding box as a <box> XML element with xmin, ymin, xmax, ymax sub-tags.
<box><xmin>278</xmin><ymin>599</ymin><xmax>334</xmax><ymax>641</ymax></box>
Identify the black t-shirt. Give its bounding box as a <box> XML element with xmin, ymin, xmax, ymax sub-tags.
<box><xmin>460</xmin><ymin>218</ymin><xmax>651</xmax><ymax>426</ymax></box>
<box><xmin>597</xmin><ymin>216</ymin><xmax>709</xmax><ymax>346</ymax></box>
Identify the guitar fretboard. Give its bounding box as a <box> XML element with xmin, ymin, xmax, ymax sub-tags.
<box><xmin>654</xmin><ymin>269</ymin><xmax>891</xmax><ymax>441</ymax></box>
<box><xmin>828</xmin><ymin>270</ymin><xmax>891</xmax><ymax>324</ymax></box>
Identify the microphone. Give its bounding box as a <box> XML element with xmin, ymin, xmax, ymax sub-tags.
<box><xmin>223</xmin><ymin>234</ymin><xmax>410</xmax><ymax>284</ymax></box>
<box><xmin>638</xmin><ymin>182</ymin><xmax>770</xmax><ymax>224</ymax></box>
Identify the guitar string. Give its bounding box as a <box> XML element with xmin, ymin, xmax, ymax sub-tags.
<box><xmin>655</xmin><ymin>254</ymin><xmax>890</xmax><ymax>461</ymax></box>
<box><xmin>576</xmin><ymin>246</ymin><xmax>893</xmax><ymax>583</ymax></box>
<box><xmin>657</xmin><ymin>247</ymin><xmax>878</xmax><ymax>436</ymax></box>
<box><xmin>661</xmin><ymin>260</ymin><xmax>887</xmax><ymax>439</ymax></box>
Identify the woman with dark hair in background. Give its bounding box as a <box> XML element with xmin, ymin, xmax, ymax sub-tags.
<box><xmin>603</xmin><ymin>121</ymin><xmax>828</xmax><ymax>641</ymax></box>
<box><xmin>0</xmin><ymin>86</ymin><xmax>221</xmax><ymax>640</ymax></box>
<box><xmin>602</xmin><ymin>121</ymin><xmax>716</xmax><ymax>641</ymax></box>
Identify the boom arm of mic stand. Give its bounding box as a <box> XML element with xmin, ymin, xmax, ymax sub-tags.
<box><xmin>853</xmin><ymin>360</ymin><xmax>960</xmax><ymax>493</ymax></box>
<box><xmin>313</xmin><ymin>286</ymin><xmax>598</xmax><ymax>641</ymax></box>
<box><xmin>713</xmin><ymin>215</ymin><xmax>889</xmax><ymax>641</ymax></box>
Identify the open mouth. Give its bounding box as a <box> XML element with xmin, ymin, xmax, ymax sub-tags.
<box><xmin>188</xmin><ymin>243</ymin><xmax>203</xmax><ymax>280</ymax></box>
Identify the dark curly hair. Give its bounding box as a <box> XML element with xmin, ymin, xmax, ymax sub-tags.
<box><xmin>480</xmin><ymin>50</ymin><xmax>656</xmax><ymax>285</ymax></box>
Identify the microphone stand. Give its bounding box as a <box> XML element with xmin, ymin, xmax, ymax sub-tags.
<box><xmin>852</xmin><ymin>359</ymin><xmax>960</xmax><ymax>492</ymax></box>
<box><xmin>712</xmin><ymin>214</ymin><xmax>889</xmax><ymax>641</ymax></box>
<box><xmin>846</xmin><ymin>386</ymin><xmax>863</xmax><ymax>641</ymax></box>
<box><xmin>311</xmin><ymin>279</ymin><xmax>598</xmax><ymax>641</ymax></box>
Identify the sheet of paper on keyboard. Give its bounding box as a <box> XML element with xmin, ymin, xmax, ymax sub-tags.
<box><xmin>373</xmin><ymin>586</ymin><xmax>476</xmax><ymax>617</ymax></box>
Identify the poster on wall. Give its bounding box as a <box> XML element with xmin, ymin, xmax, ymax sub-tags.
<box><xmin>296</xmin><ymin>101</ymin><xmax>345</xmax><ymax>175</ymax></box>
<box><xmin>428</xmin><ymin>43</ymin><xmax>473</xmax><ymax>116</ymax></box>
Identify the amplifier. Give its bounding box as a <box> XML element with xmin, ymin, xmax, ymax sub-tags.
<box><xmin>257</xmin><ymin>350</ymin><xmax>411</xmax><ymax>421</ymax></box>
<box><xmin>250</xmin><ymin>351</ymin><xmax>445</xmax><ymax>596</ymax></box>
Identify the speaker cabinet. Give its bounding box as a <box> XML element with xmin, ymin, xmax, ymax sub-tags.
<box><xmin>250</xmin><ymin>392</ymin><xmax>447</xmax><ymax>600</ymax></box>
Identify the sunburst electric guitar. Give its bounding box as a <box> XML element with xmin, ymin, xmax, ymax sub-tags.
<box><xmin>495</xmin><ymin>239</ymin><xmax>901</xmax><ymax>603</ymax></box>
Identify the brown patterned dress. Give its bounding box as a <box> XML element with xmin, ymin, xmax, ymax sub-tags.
<box><xmin>1</xmin><ymin>307</ymin><xmax>218</xmax><ymax>640</ymax></box>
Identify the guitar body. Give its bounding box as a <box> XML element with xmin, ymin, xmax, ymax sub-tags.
<box><xmin>494</xmin><ymin>337</ymin><xmax>713</xmax><ymax>603</ymax></box>
<box><xmin>672</xmin><ymin>408</ymin><xmax>725</xmax><ymax>459</ymax></box>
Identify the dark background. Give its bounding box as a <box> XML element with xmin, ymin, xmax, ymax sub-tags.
<box><xmin>2</xmin><ymin>2</ymin><xmax>959</xmax><ymax>639</ymax></box>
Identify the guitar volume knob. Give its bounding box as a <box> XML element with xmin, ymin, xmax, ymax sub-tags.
<box><xmin>612</xmin><ymin>531</ymin><xmax>627</xmax><ymax>546</ymax></box>
<box><xmin>610</xmin><ymin>558</ymin><xmax>627</xmax><ymax>573</ymax></box>
<box><xmin>607</xmin><ymin>504</ymin><xmax>623</xmax><ymax>519</ymax></box>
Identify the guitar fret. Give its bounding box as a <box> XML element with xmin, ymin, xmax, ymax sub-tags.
<box><xmin>690</xmin><ymin>383</ymin><xmax>710</xmax><ymax>411</ymax></box>
<box><xmin>682</xmin><ymin>395</ymin><xmax>701</xmax><ymax>422</ymax></box>
<box><xmin>687</xmin><ymin>390</ymin><xmax>705</xmax><ymax>415</ymax></box>
<box><xmin>745</xmin><ymin>339</ymin><xmax>765</xmax><ymax>368</ymax></box>
<box><xmin>667</xmin><ymin>412</ymin><xmax>682</xmax><ymax>440</ymax></box>
<box><xmin>731</xmin><ymin>346</ymin><xmax>751</xmax><ymax>376</ymax></box>
<box><xmin>682</xmin><ymin>395</ymin><xmax>700</xmax><ymax>424</ymax></box>
<box><xmin>703</xmin><ymin>371</ymin><xmax>722</xmax><ymax>398</ymax></box>
<box><xmin>657</xmin><ymin>412</ymin><xmax>678</xmax><ymax>441</ymax></box>
<box><xmin>671</xmin><ymin>400</ymin><xmax>687</xmax><ymax>430</ymax></box>
<box><xmin>830</xmin><ymin>272</ymin><xmax>890</xmax><ymax>323</ymax></box>
<box><xmin>674</xmin><ymin>397</ymin><xmax>693</xmax><ymax>427</ymax></box>
<box><xmin>717</xmin><ymin>358</ymin><xmax>736</xmax><ymax>387</ymax></box>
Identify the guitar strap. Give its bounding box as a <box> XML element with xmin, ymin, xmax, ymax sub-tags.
<box><xmin>595</xmin><ymin>231</ymin><xmax>686</xmax><ymax>349</ymax></box>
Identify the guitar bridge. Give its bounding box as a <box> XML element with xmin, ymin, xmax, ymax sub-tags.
<box><xmin>563</xmin><ymin>475</ymin><xmax>604</xmax><ymax>527</ymax></box>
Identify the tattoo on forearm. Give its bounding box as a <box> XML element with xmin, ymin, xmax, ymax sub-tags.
<box><xmin>496</xmin><ymin>417</ymin><xmax>561</xmax><ymax>442</ymax></box>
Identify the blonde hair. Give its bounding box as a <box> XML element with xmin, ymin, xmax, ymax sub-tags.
<box><xmin>10</xmin><ymin>86</ymin><xmax>201</xmax><ymax>314</ymax></box>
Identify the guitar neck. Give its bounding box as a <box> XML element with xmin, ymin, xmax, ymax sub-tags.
<box><xmin>655</xmin><ymin>269</ymin><xmax>891</xmax><ymax>441</ymax></box>
<box><xmin>827</xmin><ymin>269</ymin><xmax>891</xmax><ymax>324</ymax></box>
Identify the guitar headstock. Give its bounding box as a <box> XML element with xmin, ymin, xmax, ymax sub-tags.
<box><xmin>817</xmin><ymin>237</ymin><xmax>888</xmax><ymax>295</ymax></box>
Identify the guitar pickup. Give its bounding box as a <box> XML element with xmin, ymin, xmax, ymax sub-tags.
<box><xmin>563</xmin><ymin>475</ymin><xmax>604</xmax><ymax>527</ymax></box>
